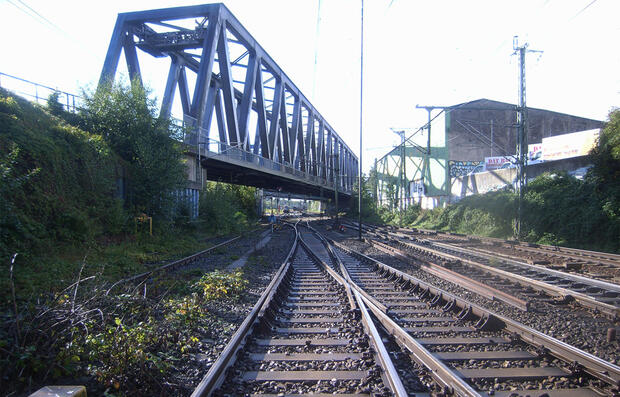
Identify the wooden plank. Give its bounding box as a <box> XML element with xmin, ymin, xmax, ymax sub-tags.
<box><xmin>280</xmin><ymin>309</ymin><xmax>341</xmax><ymax>315</ymax></box>
<box><xmin>243</xmin><ymin>370</ymin><xmax>367</xmax><ymax>381</ymax></box>
<box><xmin>255</xmin><ymin>338</ymin><xmax>349</xmax><ymax>346</ymax></box>
<box><xmin>390</xmin><ymin>309</ymin><xmax>441</xmax><ymax>314</ymax></box>
<box><xmin>400</xmin><ymin>317</ymin><xmax>456</xmax><ymax>322</ymax></box>
<box><xmin>456</xmin><ymin>367</ymin><xmax>567</xmax><ymax>380</ymax></box>
<box><xmin>418</xmin><ymin>337</ymin><xmax>510</xmax><ymax>345</ymax></box>
<box><xmin>490</xmin><ymin>388</ymin><xmax>601</xmax><ymax>397</ymax></box>
<box><xmin>406</xmin><ymin>326</ymin><xmax>475</xmax><ymax>333</ymax></box>
<box><xmin>276</xmin><ymin>327</ymin><xmax>343</xmax><ymax>334</ymax></box>
<box><xmin>434</xmin><ymin>350</ymin><xmax>536</xmax><ymax>360</ymax></box>
<box><xmin>249</xmin><ymin>352</ymin><xmax>362</xmax><ymax>361</ymax></box>
<box><xmin>278</xmin><ymin>317</ymin><xmax>343</xmax><ymax>323</ymax></box>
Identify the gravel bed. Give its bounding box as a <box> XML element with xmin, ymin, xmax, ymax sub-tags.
<box><xmin>174</xmin><ymin>227</ymin><xmax>273</xmax><ymax>273</ymax></box>
<box><xmin>376</xmin><ymin>323</ymin><xmax>430</xmax><ymax>394</ymax></box>
<box><xmin>171</xmin><ymin>226</ymin><xmax>296</xmax><ymax>395</ymax></box>
<box><xmin>319</xmin><ymin>226</ymin><xmax>620</xmax><ymax>365</ymax></box>
<box><xmin>213</xmin><ymin>247</ymin><xmax>393</xmax><ymax>396</ymax></box>
<box><xmin>467</xmin><ymin>241</ymin><xmax>620</xmax><ymax>281</ymax></box>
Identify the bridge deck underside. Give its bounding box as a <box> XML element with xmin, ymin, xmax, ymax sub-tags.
<box><xmin>197</xmin><ymin>151</ymin><xmax>348</xmax><ymax>201</ymax></box>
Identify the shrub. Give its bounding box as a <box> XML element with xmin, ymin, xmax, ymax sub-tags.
<box><xmin>193</xmin><ymin>269</ymin><xmax>248</xmax><ymax>301</ymax></box>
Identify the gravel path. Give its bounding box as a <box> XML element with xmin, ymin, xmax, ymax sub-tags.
<box><xmin>169</xmin><ymin>226</ymin><xmax>297</xmax><ymax>395</ymax></box>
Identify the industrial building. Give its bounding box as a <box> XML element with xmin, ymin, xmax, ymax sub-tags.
<box><xmin>375</xmin><ymin>99</ymin><xmax>603</xmax><ymax>209</ymax></box>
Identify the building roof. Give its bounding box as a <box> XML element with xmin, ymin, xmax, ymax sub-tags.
<box><xmin>449</xmin><ymin>98</ymin><xmax>603</xmax><ymax>123</ymax></box>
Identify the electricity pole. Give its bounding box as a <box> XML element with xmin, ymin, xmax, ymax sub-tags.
<box><xmin>513</xmin><ymin>36</ymin><xmax>542</xmax><ymax>239</ymax></box>
<box><xmin>333</xmin><ymin>153</ymin><xmax>339</xmax><ymax>226</ymax></box>
<box><xmin>358</xmin><ymin>0</ymin><xmax>364</xmax><ymax>240</ymax></box>
<box><xmin>391</xmin><ymin>129</ymin><xmax>405</xmax><ymax>226</ymax></box>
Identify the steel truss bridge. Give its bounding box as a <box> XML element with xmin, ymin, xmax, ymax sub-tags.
<box><xmin>99</xmin><ymin>3</ymin><xmax>357</xmax><ymax>199</ymax></box>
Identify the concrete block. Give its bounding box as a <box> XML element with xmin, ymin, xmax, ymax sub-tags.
<box><xmin>29</xmin><ymin>385</ymin><xmax>86</xmax><ymax>397</ymax></box>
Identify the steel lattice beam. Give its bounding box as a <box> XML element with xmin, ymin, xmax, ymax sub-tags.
<box><xmin>99</xmin><ymin>3</ymin><xmax>357</xmax><ymax>195</ymax></box>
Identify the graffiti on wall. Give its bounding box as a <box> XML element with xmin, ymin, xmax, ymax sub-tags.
<box><xmin>448</xmin><ymin>160</ymin><xmax>482</xmax><ymax>177</ymax></box>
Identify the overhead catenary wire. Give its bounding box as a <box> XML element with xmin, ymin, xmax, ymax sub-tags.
<box><xmin>5</xmin><ymin>0</ymin><xmax>99</xmax><ymax>60</ymax></box>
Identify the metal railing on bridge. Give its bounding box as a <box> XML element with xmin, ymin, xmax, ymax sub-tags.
<box><xmin>0</xmin><ymin>72</ymin><xmax>81</xmax><ymax>112</ymax></box>
<box><xmin>179</xmin><ymin>121</ymin><xmax>344</xmax><ymax>193</ymax></box>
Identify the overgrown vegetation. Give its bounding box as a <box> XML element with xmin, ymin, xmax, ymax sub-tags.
<box><xmin>0</xmin><ymin>262</ymin><xmax>250</xmax><ymax>395</ymax></box>
<box><xmin>199</xmin><ymin>181</ymin><xmax>257</xmax><ymax>235</ymax></box>
<box><xmin>1</xmin><ymin>85</ymin><xmax>261</xmax><ymax>394</ymax></box>
<box><xmin>79</xmin><ymin>81</ymin><xmax>187</xmax><ymax>220</ymax></box>
<box><xmin>0</xmin><ymin>88</ymin><xmax>119</xmax><ymax>261</ymax></box>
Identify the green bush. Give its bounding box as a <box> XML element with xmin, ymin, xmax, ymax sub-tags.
<box><xmin>411</xmin><ymin>171</ymin><xmax>619</xmax><ymax>252</ymax></box>
<box><xmin>199</xmin><ymin>181</ymin><xmax>257</xmax><ymax>234</ymax></box>
<box><xmin>193</xmin><ymin>269</ymin><xmax>248</xmax><ymax>301</ymax></box>
<box><xmin>79</xmin><ymin>80</ymin><xmax>187</xmax><ymax>221</ymax></box>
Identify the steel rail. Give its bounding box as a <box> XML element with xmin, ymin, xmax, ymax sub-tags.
<box><xmin>353</xmin><ymin>289</ymin><xmax>409</xmax><ymax>397</ymax></box>
<box><xmin>320</xmin><ymin>231</ymin><xmax>481</xmax><ymax>397</ymax></box>
<box><xmin>389</xmin><ymin>236</ymin><xmax>620</xmax><ymax>318</ymax></box>
<box><xmin>190</xmin><ymin>223</ymin><xmax>298</xmax><ymax>397</ymax></box>
<box><xmin>414</xmin><ymin>227</ymin><xmax>620</xmax><ymax>267</ymax></box>
<box><xmin>358</xmin><ymin>291</ymin><xmax>482</xmax><ymax>397</ymax></box>
<box><xmin>298</xmin><ymin>226</ymin><xmax>407</xmax><ymax>396</ymax></box>
<box><xmin>330</xmin><ymin>239</ymin><xmax>620</xmax><ymax>386</ymax></box>
<box><xmin>429</xmin><ymin>239</ymin><xmax>620</xmax><ymax>294</ymax></box>
<box><xmin>368</xmin><ymin>237</ymin><xmax>530</xmax><ymax>311</ymax></box>
<box><xmin>305</xmin><ymin>223</ymin><xmax>387</xmax><ymax>312</ymax></box>
<box><xmin>354</xmin><ymin>221</ymin><xmax>620</xmax><ymax>266</ymax></box>
<box><xmin>105</xmin><ymin>235</ymin><xmax>241</xmax><ymax>295</ymax></box>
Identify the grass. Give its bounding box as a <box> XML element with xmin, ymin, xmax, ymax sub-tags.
<box><xmin>1</xmin><ymin>230</ymin><xmax>213</xmax><ymax>306</ymax></box>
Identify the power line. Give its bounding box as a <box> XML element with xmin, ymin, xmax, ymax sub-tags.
<box><xmin>15</xmin><ymin>0</ymin><xmax>63</xmax><ymax>31</ymax></box>
<box><xmin>570</xmin><ymin>0</ymin><xmax>598</xmax><ymax>21</ymax></box>
<box><xmin>6</xmin><ymin>0</ymin><xmax>98</xmax><ymax>59</ymax></box>
<box><xmin>312</xmin><ymin>0</ymin><xmax>322</xmax><ymax>99</ymax></box>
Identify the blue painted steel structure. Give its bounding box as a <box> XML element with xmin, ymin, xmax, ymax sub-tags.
<box><xmin>99</xmin><ymin>3</ymin><xmax>357</xmax><ymax>197</ymax></box>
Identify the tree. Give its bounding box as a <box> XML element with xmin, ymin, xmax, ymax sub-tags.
<box><xmin>81</xmin><ymin>81</ymin><xmax>186</xmax><ymax>220</ymax></box>
<box><xmin>46</xmin><ymin>91</ymin><xmax>64</xmax><ymax>115</ymax></box>
<box><xmin>349</xmin><ymin>174</ymin><xmax>384</xmax><ymax>224</ymax></box>
<box><xmin>589</xmin><ymin>109</ymin><xmax>620</xmax><ymax>204</ymax></box>
<box><xmin>587</xmin><ymin>108</ymin><xmax>620</xmax><ymax>248</ymax></box>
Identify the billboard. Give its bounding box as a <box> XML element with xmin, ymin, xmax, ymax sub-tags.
<box><xmin>528</xmin><ymin>143</ymin><xmax>543</xmax><ymax>161</ymax></box>
<box><xmin>542</xmin><ymin>129</ymin><xmax>600</xmax><ymax>161</ymax></box>
<box><xmin>485</xmin><ymin>156</ymin><xmax>514</xmax><ymax>170</ymax></box>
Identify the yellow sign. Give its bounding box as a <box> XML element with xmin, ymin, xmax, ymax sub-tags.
<box><xmin>542</xmin><ymin>129</ymin><xmax>599</xmax><ymax>161</ymax></box>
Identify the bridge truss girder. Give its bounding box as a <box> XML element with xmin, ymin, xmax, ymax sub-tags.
<box><xmin>99</xmin><ymin>3</ymin><xmax>357</xmax><ymax>194</ymax></box>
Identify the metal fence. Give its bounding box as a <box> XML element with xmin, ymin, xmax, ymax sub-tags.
<box><xmin>180</xmin><ymin>119</ymin><xmax>344</xmax><ymax>192</ymax></box>
<box><xmin>0</xmin><ymin>72</ymin><xmax>81</xmax><ymax>112</ymax></box>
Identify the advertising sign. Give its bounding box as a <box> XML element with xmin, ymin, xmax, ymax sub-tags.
<box><xmin>542</xmin><ymin>129</ymin><xmax>600</xmax><ymax>161</ymax></box>
<box><xmin>528</xmin><ymin>143</ymin><xmax>543</xmax><ymax>161</ymax></box>
<box><xmin>485</xmin><ymin>156</ymin><xmax>513</xmax><ymax>170</ymax></box>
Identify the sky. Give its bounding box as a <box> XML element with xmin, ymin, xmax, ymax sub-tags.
<box><xmin>1</xmin><ymin>0</ymin><xmax>618</xmax><ymax>172</ymax></box>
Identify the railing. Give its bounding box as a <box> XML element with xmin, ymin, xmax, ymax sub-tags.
<box><xmin>0</xmin><ymin>72</ymin><xmax>81</xmax><ymax>112</ymax></box>
<box><xmin>195</xmin><ymin>137</ymin><xmax>347</xmax><ymax>192</ymax></box>
<box><xmin>176</xmin><ymin>115</ymin><xmax>349</xmax><ymax>193</ymax></box>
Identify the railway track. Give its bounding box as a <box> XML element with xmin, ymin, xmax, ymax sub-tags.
<box><xmin>409</xmin><ymin>228</ymin><xmax>620</xmax><ymax>283</ymax></box>
<box><xmin>189</xmin><ymin>221</ymin><xmax>620</xmax><ymax>396</ymax></box>
<box><xmin>417</xmin><ymin>229</ymin><xmax>620</xmax><ymax>270</ymax></box>
<box><xmin>105</xmin><ymin>235</ymin><xmax>242</xmax><ymax>294</ymax></box>
<box><xmin>345</xmin><ymin>222</ymin><xmax>620</xmax><ymax>318</ymax></box>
